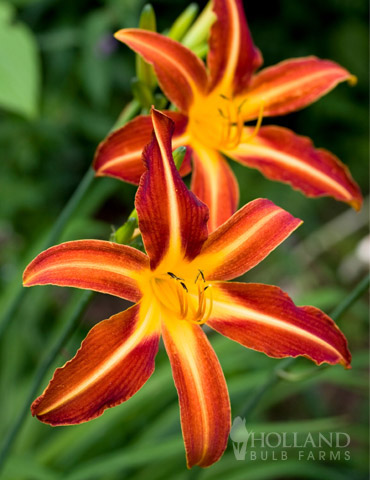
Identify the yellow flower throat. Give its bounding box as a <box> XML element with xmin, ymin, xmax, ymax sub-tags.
<box><xmin>150</xmin><ymin>270</ymin><xmax>213</xmax><ymax>325</ymax></box>
<box><xmin>188</xmin><ymin>92</ymin><xmax>264</xmax><ymax>150</ymax></box>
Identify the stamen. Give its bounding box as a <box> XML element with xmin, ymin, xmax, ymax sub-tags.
<box><xmin>152</xmin><ymin>272</ymin><xmax>213</xmax><ymax>325</ymax></box>
<box><xmin>218</xmin><ymin>94</ymin><xmax>245</xmax><ymax>150</ymax></box>
<box><xmin>237</xmin><ymin>98</ymin><xmax>247</xmax><ymax>113</ymax></box>
<box><xmin>195</xmin><ymin>282</ymin><xmax>205</xmax><ymax>319</ymax></box>
<box><xmin>201</xmin><ymin>285</ymin><xmax>213</xmax><ymax>324</ymax></box>
<box><xmin>167</xmin><ymin>272</ymin><xmax>184</xmax><ymax>281</ymax></box>
<box><xmin>176</xmin><ymin>282</ymin><xmax>188</xmax><ymax>318</ymax></box>
<box><xmin>194</xmin><ymin>269</ymin><xmax>205</xmax><ymax>283</ymax></box>
<box><xmin>245</xmin><ymin>101</ymin><xmax>265</xmax><ymax>142</ymax></box>
<box><xmin>224</xmin><ymin>102</ymin><xmax>233</xmax><ymax>145</ymax></box>
<box><xmin>187</xmin><ymin>280</ymin><xmax>213</xmax><ymax>325</ymax></box>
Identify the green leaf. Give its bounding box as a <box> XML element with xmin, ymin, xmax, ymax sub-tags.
<box><xmin>2</xmin><ymin>454</ymin><xmax>59</xmax><ymax>480</ymax></box>
<box><xmin>168</xmin><ymin>3</ymin><xmax>199</xmax><ymax>42</ymax></box>
<box><xmin>80</xmin><ymin>10</ymin><xmax>112</xmax><ymax>108</ymax></box>
<box><xmin>0</xmin><ymin>2</ymin><xmax>40</xmax><ymax>118</ymax></box>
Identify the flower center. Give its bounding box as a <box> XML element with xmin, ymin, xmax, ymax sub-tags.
<box><xmin>188</xmin><ymin>92</ymin><xmax>264</xmax><ymax>150</ymax></box>
<box><xmin>150</xmin><ymin>270</ymin><xmax>213</xmax><ymax>325</ymax></box>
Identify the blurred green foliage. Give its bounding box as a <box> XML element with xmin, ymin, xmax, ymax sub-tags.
<box><xmin>0</xmin><ymin>0</ymin><xmax>368</xmax><ymax>479</ymax></box>
<box><xmin>0</xmin><ymin>3</ymin><xmax>40</xmax><ymax>118</ymax></box>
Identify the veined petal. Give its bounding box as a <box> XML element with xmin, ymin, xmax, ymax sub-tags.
<box><xmin>23</xmin><ymin>240</ymin><xmax>149</xmax><ymax>303</ymax></box>
<box><xmin>208</xmin><ymin>0</ymin><xmax>262</xmax><ymax>95</ymax></box>
<box><xmin>162</xmin><ymin>316</ymin><xmax>230</xmax><ymax>468</ymax></box>
<box><xmin>227</xmin><ymin>126</ymin><xmax>362</xmax><ymax>210</ymax></box>
<box><xmin>136</xmin><ymin>110</ymin><xmax>208</xmax><ymax>270</ymax></box>
<box><xmin>93</xmin><ymin>112</ymin><xmax>191</xmax><ymax>183</ymax></box>
<box><xmin>191</xmin><ymin>141</ymin><xmax>239</xmax><ymax>233</ymax></box>
<box><xmin>195</xmin><ymin>198</ymin><xmax>301</xmax><ymax>281</ymax></box>
<box><xmin>31</xmin><ymin>303</ymin><xmax>160</xmax><ymax>425</ymax></box>
<box><xmin>115</xmin><ymin>29</ymin><xmax>208</xmax><ymax>113</ymax></box>
<box><xmin>240</xmin><ymin>57</ymin><xmax>355</xmax><ymax>120</ymax></box>
<box><xmin>208</xmin><ymin>282</ymin><xmax>351</xmax><ymax>368</ymax></box>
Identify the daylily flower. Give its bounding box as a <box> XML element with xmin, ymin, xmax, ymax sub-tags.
<box><xmin>94</xmin><ymin>0</ymin><xmax>362</xmax><ymax>232</ymax></box>
<box><xmin>24</xmin><ymin>110</ymin><xmax>351</xmax><ymax>468</ymax></box>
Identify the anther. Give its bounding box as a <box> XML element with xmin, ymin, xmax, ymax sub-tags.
<box><xmin>180</xmin><ymin>282</ymin><xmax>188</xmax><ymax>292</ymax></box>
<box><xmin>167</xmin><ymin>272</ymin><xmax>184</xmax><ymax>281</ymax></box>
<box><xmin>194</xmin><ymin>269</ymin><xmax>205</xmax><ymax>284</ymax></box>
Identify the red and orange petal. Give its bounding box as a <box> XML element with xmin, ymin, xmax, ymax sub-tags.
<box><xmin>23</xmin><ymin>240</ymin><xmax>149</xmax><ymax>303</ymax></box>
<box><xmin>208</xmin><ymin>282</ymin><xmax>351</xmax><ymax>368</ymax></box>
<box><xmin>190</xmin><ymin>142</ymin><xmax>239</xmax><ymax>233</ymax></box>
<box><xmin>195</xmin><ymin>198</ymin><xmax>301</xmax><ymax>281</ymax></box>
<box><xmin>114</xmin><ymin>29</ymin><xmax>208</xmax><ymax>113</ymax></box>
<box><xmin>136</xmin><ymin>110</ymin><xmax>209</xmax><ymax>270</ymax></box>
<box><xmin>31</xmin><ymin>304</ymin><xmax>160</xmax><ymax>425</ymax></box>
<box><xmin>228</xmin><ymin>126</ymin><xmax>362</xmax><ymax>210</ymax></box>
<box><xmin>93</xmin><ymin>112</ymin><xmax>191</xmax><ymax>183</ymax></box>
<box><xmin>161</xmin><ymin>317</ymin><xmax>230</xmax><ymax>468</ymax></box>
<box><xmin>207</xmin><ymin>0</ymin><xmax>262</xmax><ymax>96</ymax></box>
<box><xmin>241</xmin><ymin>57</ymin><xmax>355</xmax><ymax>120</ymax></box>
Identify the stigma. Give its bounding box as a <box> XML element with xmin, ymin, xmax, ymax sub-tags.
<box><xmin>150</xmin><ymin>270</ymin><xmax>213</xmax><ymax>325</ymax></box>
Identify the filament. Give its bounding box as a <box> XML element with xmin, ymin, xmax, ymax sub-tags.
<box><xmin>244</xmin><ymin>101</ymin><xmax>265</xmax><ymax>142</ymax></box>
<box><xmin>152</xmin><ymin>271</ymin><xmax>213</xmax><ymax>325</ymax></box>
<box><xmin>217</xmin><ymin>96</ymin><xmax>265</xmax><ymax>149</ymax></box>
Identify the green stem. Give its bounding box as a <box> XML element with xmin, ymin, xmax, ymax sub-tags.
<box><xmin>329</xmin><ymin>273</ymin><xmax>369</xmax><ymax>321</ymax></box>
<box><xmin>0</xmin><ymin>100</ymin><xmax>139</xmax><ymax>338</ymax></box>
<box><xmin>240</xmin><ymin>273</ymin><xmax>370</xmax><ymax>420</ymax></box>
<box><xmin>241</xmin><ymin>358</ymin><xmax>294</xmax><ymax>420</ymax></box>
<box><xmin>113</xmin><ymin>99</ymin><xmax>140</xmax><ymax>131</ymax></box>
<box><xmin>0</xmin><ymin>290</ymin><xmax>94</xmax><ymax>472</ymax></box>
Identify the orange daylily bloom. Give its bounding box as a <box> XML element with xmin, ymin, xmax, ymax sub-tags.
<box><xmin>94</xmin><ymin>0</ymin><xmax>362</xmax><ymax>232</ymax></box>
<box><xmin>24</xmin><ymin>110</ymin><xmax>351</xmax><ymax>468</ymax></box>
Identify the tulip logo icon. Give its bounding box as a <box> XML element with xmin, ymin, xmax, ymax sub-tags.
<box><xmin>230</xmin><ymin>417</ymin><xmax>252</xmax><ymax>460</ymax></box>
